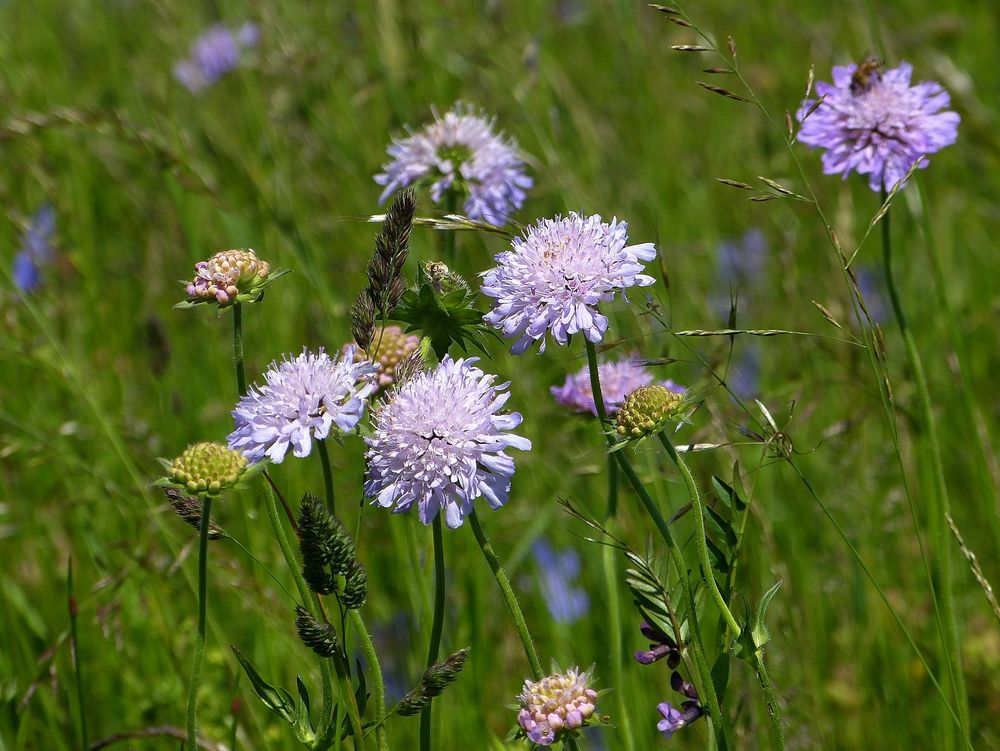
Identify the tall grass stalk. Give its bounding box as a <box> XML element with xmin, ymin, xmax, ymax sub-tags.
<box><xmin>186</xmin><ymin>496</ymin><xmax>213</xmax><ymax>751</ymax></box>
<box><xmin>67</xmin><ymin>560</ymin><xmax>89</xmax><ymax>751</ymax></box>
<box><xmin>880</xmin><ymin>191</ymin><xmax>967</xmax><ymax>732</ymax></box>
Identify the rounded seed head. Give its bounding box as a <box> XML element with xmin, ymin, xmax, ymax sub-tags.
<box><xmin>168</xmin><ymin>442</ymin><xmax>247</xmax><ymax>496</ymax></box>
<box><xmin>615</xmin><ymin>385</ymin><xmax>684</xmax><ymax>440</ymax></box>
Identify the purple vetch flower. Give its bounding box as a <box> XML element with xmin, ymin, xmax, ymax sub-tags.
<box><xmin>174</xmin><ymin>22</ymin><xmax>259</xmax><ymax>93</ymax></box>
<box><xmin>364</xmin><ymin>356</ymin><xmax>531</xmax><ymax>529</ymax></box>
<box><xmin>12</xmin><ymin>204</ymin><xmax>55</xmax><ymax>293</ymax></box>
<box><xmin>797</xmin><ymin>61</ymin><xmax>959</xmax><ymax>192</ymax></box>
<box><xmin>482</xmin><ymin>212</ymin><xmax>656</xmax><ymax>355</ymax></box>
<box><xmin>656</xmin><ymin>672</ymin><xmax>704</xmax><ymax>739</ymax></box>
<box><xmin>552</xmin><ymin>352</ymin><xmax>685</xmax><ymax>417</ymax></box>
<box><xmin>228</xmin><ymin>347</ymin><xmax>377</xmax><ymax>464</ymax></box>
<box><xmin>634</xmin><ymin>620</ymin><xmax>680</xmax><ymax>667</ymax></box>
<box><xmin>532</xmin><ymin>540</ymin><xmax>589</xmax><ymax>624</ymax></box>
<box><xmin>375</xmin><ymin>103</ymin><xmax>532</xmax><ymax>226</ymax></box>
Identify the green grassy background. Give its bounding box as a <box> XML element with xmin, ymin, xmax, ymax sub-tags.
<box><xmin>1</xmin><ymin>0</ymin><xmax>998</xmax><ymax>748</ymax></box>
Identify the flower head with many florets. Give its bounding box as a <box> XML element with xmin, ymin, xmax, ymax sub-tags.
<box><xmin>482</xmin><ymin>213</ymin><xmax>656</xmax><ymax>355</ymax></box>
<box><xmin>516</xmin><ymin>667</ymin><xmax>599</xmax><ymax>746</ymax></box>
<box><xmin>375</xmin><ymin>103</ymin><xmax>532</xmax><ymax>226</ymax></box>
<box><xmin>364</xmin><ymin>356</ymin><xmax>530</xmax><ymax>529</ymax></box>
<box><xmin>229</xmin><ymin>347</ymin><xmax>377</xmax><ymax>464</ymax></box>
<box><xmin>552</xmin><ymin>352</ymin><xmax>685</xmax><ymax>417</ymax></box>
<box><xmin>797</xmin><ymin>61</ymin><xmax>959</xmax><ymax>192</ymax></box>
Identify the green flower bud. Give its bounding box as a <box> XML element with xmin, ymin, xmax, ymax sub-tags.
<box><xmin>615</xmin><ymin>385</ymin><xmax>684</xmax><ymax>440</ymax></box>
<box><xmin>168</xmin><ymin>442</ymin><xmax>247</xmax><ymax>495</ymax></box>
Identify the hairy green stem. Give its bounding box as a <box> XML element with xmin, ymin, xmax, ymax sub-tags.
<box><xmin>350</xmin><ymin>610</ymin><xmax>388</xmax><ymax>751</ymax></box>
<box><xmin>584</xmin><ymin>339</ymin><xmax>727</xmax><ymax>749</ymax></box>
<box><xmin>420</xmin><ymin>516</ymin><xmax>447</xmax><ymax>751</ymax></box>
<box><xmin>881</xmin><ymin>194</ymin><xmax>968</xmax><ymax>737</ymax></box>
<box><xmin>442</xmin><ymin>191</ymin><xmax>458</xmax><ymax>268</ymax></box>
<box><xmin>233</xmin><ymin>303</ymin><xmax>247</xmax><ymax>396</ymax></box>
<box><xmin>657</xmin><ymin>433</ymin><xmax>742</xmax><ymax>637</ymax></box>
<box><xmin>749</xmin><ymin>649</ymin><xmax>785</xmax><ymax>750</ymax></box>
<box><xmin>317</xmin><ymin>438</ymin><xmax>336</xmax><ymax>516</ymax></box>
<box><xmin>186</xmin><ymin>496</ymin><xmax>213</xmax><ymax>751</ymax></box>
<box><xmin>262</xmin><ymin>483</ymin><xmax>339</xmax><ymax>741</ymax></box>
<box><xmin>468</xmin><ymin>510</ymin><xmax>543</xmax><ymax>679</ymax></box>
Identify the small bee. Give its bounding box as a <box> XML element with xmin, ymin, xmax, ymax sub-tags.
<box><xmin>850</xmin><ymin>55</ymin><xmax>884</xmax><ymax>95</ymax></box>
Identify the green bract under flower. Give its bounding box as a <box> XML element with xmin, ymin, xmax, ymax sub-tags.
<box><xmin>615</xmin><ymin>385</ymin><xmax>684</xmax><ymax>440</ymax></box>
<box><xmin>162</xmin><ymin>442</ymin><xmax>248</xmax><ymax>495</ymax></box>
<box><xmin>177</xmin><ymin>248</ymin><xmax>289</xmax><ymax>309</ymax></box>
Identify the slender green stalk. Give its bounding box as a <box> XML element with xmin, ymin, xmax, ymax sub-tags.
<box><xmin>657</xmin><ymin>433</ymin><xmax>741</xmax><ymax>638</ymax></box>
<box><xmin>584</xmin><ymin>339</ymin><xmax>728</xmax><ymax>750</ymax></box>
<box><xmin>749</xmin><ymin>649</ymin><xmax>785</xmax><ymax>751</ymax></box>
<box><xmin>420</xmin><ymin>516</ymin><xmax>447</xmax><ymax>751</ymax></box>
<box><xmin>317</xmin><ymin>438</ymin><xmax>336</xmax><ymax>516</ymax></box>
<box><xmin>880</xmin><ymin>193</ymin><xmax>968</xmax><ymax>736</ymax></box>
<box><xmin>601</xmin><ymin>464</ymin><xmax>635</xmax><ymax>751</ymax></box>
<box><xmin>67</xmin><ymin>560</ymin><xmax>89</xmax><ymax>751</ymax></box>
<box><xmin>233</xmin><ymin>302</ymin><xmax>247</xmax><ymax>396</ymax></box>
<box><xmin>468</xmin><ymin>510</ymin><xmax>543</xmax><ymax>679</ymax></box>
<box><xmin>350</xmin><ymin>610</ymin><xmax>388</xmax><ymax>751</ymax></box>
<box><xmin>262</xmin><ymin>483</ymin><xmax>337</xmax><ymax>740</ymax></box>
<box><xmin>442</xmin><ymin>191</ymin><xmax>458</xmax><ymax>268</ymax></box>
<box><xmin>186</xmin><ymin>496</ymin><xmax>213</xmax><ymax>751</ymax></box>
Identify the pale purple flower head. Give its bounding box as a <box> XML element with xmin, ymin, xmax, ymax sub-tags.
<box><xmin>228</xmin><ymin>347</ymin><xmax>377</xmax><ymax>464</ymax></box>
<box><xmin>797</xmin><ymin>61</ymin><xmax>959</xmax><ymax>192</ymax></box>
<box><xmin>552</xmin><ymin>352</ymin><xmax>684</xmax><ymax>416</ymax></box>
<box><xmin>12</xmin><ymin>204</ymin><xmax>55</xmax><ymax>293</ymax></box>
<box><xmin>375</xmin><ymin>103</ymin><xmax>532</xmax><ymax>226</ymax></box>
<box><xmin>517</xmin><ymin>667</ymin><xmax>598</xmax><ymax>746</ymax></box>
<box><xmin>482</xmin><ymin>213</ymin><xmax>656</xmax><ymax>355</ymax></box>
<box><xmin>364</xmin><ymin>356</ymin><xmax>531</xmax><ymax>529</ymax></box>
<box><xmin>174</xmin><ymin>22</ymin><xmax>259</xmax><ymax>93</ymax></box>
<box><xmin>532</xmin><ymin>540</ymin><xmax>589</xmax><ymax>624</ymax></box>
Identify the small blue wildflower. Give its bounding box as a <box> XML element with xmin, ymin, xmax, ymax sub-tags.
<box><xmin>532</xmin><ymin>540</ymin><xmax>589</xmax><ymax>624</ymax></box>
<box><xmin>717</xmin><ymin>228</ymin><xmax>767</xmax><ymax>286</ymax></box>
<box><xmin>174</xmin><ymin>22</ymin><xmax>259</xmax><ymax>93</ymax></box>
<box><xmin>12</xmin><ymin>204</ymin><xmax>55</xmax><ymax>293</ymax></box>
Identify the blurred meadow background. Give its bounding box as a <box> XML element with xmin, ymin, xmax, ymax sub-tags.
<box><xmin>2</xmin><ymin>0</ymin><xmax>999</xmax><ymax>749</ymax></box>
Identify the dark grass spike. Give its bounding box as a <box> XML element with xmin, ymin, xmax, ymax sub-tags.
<box><xmin>163</xmin><ymin>487</ymin><xmax>225</xmax><ymax>539</ymax></box>
<box><xmin>294</xmin><ymin>606</ymin><xmax>341</xmax><ymax>659</ymax></box>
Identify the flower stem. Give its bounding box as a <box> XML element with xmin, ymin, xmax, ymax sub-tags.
<box><xmin>602</xmin><ymin>462</ymin><xmax>635</xmax><ymax>751</ymax></box>
<box><xmin>584</xmin><ymin>339</ymin><xmax>728</xmax><ymax>750</ymax></box>
<box><xmin>657</xmin><ymin>432</ymin><xmax>742</xmax><ymax>638</ymax></box>
<box><xmin>233</xmin><ymin>302</ymin><xmax>247</xmax><ymax>396</ymax></box>
<box><xmin>262</xmin><ymin>482</ymin><xmax>338</xmax><ymax>741</ymax></box>
<box><xmin>468</xmin><ymin>510</ymin><xmax>543</xmax><ymax>680</ymax></box>
<box><xmin>880</xmin><ymin>193</ymin><xmax>968</xmax><ymax>736</ymax></box>
<box><xmin>350</xmin><ymin>610</ymin><xmax>389</xmax><ymax>751</ymax></box>
<box><xmin>318</xmin><ymin>437</ymin><xmax>336</xmax><ymax>516</ymax></box>
<box><xmin>186</xmin><ymin>496</ymin><xmax>213</xmax><ymax>751</ymax></box>
<box><xmin>442</xmin><ymin>190</ymin><xmax>459</xmax><ymax>268</ymax></box>
<box><xmin>749</xmin><ymin>649</ymin><xmax>785</xmax><ymax>751</ymax></box>
<box><xmin>420</xmin><ymin>515</ymin><xmax>447</xmax><ymax>751</ymax></box>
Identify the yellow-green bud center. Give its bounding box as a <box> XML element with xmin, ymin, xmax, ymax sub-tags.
<box><xmin>169</xmin><ymin>442</ymin><xmax>247</xmax><ymax>494</ymax></box>
<box><xmin>615</xmin><ymin>385</ymin><xmax>684</xmax><ymax>439</ymax></box>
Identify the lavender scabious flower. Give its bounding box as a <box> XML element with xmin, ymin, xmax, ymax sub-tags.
<box><xmin>552</xmin><ymin>353</ymin><xmax>684</xmax><ymax>417</ymax></box>
<box><xmin>229</xmin><ymin>347</ymin><xmax>377</xmax><ymax>464</ymax></box>
<box><xmin>517</xmin><ymin>667</ymin><xmax>599</xmax><ymax>746</ymax></box>
<box><xmin>375</xmin><ymin>103</ymin><xmax>532</xmax><ymax>226</ymax></box>
<box><xmin>482</xmin><ymin>213</ymin><xmax>656</xmax><ymax>355</ymax></box>
<box><xmin>174</xmin><ymin>22</ymin><xmax>259</xmax><ymax>93</ymax></box>
<box><xmin>12</xmin><ymin>204</ymin><xmax>55</xmax><ymax>293</ymax></box>
<box><xmin>797</xmin><ymin>61</ymin><xmax>959</xmax><ymax>192</ymax></box>
<box><xmin>364</xmin><ymin>356</ymin><xmax>530</xmax><ymax>529</ymax></box>
<box><xmin>532</xmin><ymin>540</ymin><xmax>589</xmax><ymax>624</ymax></box>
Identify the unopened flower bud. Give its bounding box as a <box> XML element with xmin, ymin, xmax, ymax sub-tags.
<box><xmin>168</xmin><ymin>442</ymin><xmax>247</xmax><ymax>495</ymax></box>
<box><xmin>183</xmin><ymin>248</ymin><xmax>274</xmax><ymax>308</ymax></box>
<box><xmin>615</xmin><ymin>385</ymin><xmax>684</xmax><ymax>440</ymax></box>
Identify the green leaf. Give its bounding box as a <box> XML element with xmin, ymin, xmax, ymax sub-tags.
<box><xmin>231</xmin><ymin>646</ymin><xmax>297</xmax><ymax>725</ymax></box>
<box><xmin>752</xmin><ymin>580</ymin><xmax>783</xmax><ymax>649</ymax></box>
<box><xmin>712</xmin><ymin>475</ymin><xmax>747</xmax><ymax>512</ymax></box>
<box><xmin>711</xmin><ymin>653</ymin><xmax>731</xmax><ymax>705</ymax></box>
<box><xmin>705</xmin><ymin>537</ymin><xmax>730</xmax><ymax>574</ymax></box>
<box><xmin>295</xmin><ymin>676</ymin><xmax>314</xmax><ymax>736</ymax></box>
<box><xmin>705</xmin><ymin>505</ymin><xmax>738</xmax><ymax>549</ymax></box>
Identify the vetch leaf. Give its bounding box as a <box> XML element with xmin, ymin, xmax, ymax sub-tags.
<box><xmin>753</xmin><ymin>580</ymin><xmax>783</xmax><ymax>649</ymax></box>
